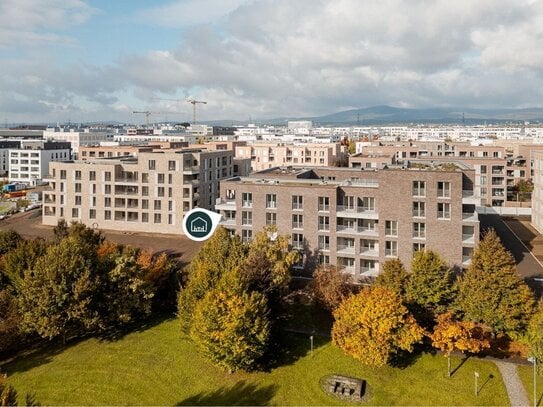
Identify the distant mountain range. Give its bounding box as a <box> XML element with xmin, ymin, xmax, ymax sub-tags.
<box><xmin>206</xmin><ymin>105</ymin><xmax>543</xmax><ymax>126</ymax></box>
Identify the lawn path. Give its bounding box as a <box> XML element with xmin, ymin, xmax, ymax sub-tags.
<box><xmin>495</xmin><ymin>360</ymin><xmax>530</xmax><ymax>406</ymax></box>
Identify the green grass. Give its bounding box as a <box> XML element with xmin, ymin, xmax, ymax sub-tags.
<box><xmin>518</xmin><ymin>364</ymin><xmax>543</xmax><ymax>407</ymax></box>
<box><xmin>2</xmin><ymin>318</ymin><xmax>509</xmax><ymax>406</ymax></box>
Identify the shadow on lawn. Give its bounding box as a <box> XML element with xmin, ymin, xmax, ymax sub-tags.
<box><xmin>96</xmin><ymin>313</ymin><xmax>175</xmax><ymax>343</ymax></box>
<box><xmin>176</xmin><ymin>381</ymin><xmax>278</xmax><ymax>406</ymax></box>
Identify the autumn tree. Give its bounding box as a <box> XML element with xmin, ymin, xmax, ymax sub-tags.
<box><xmin>177</xmin><ymin>227</ymin><xmax>245</xmax><ymax>326</ymax></box>
<box><xmin>455</xmin><ymin>229</ymin><xmax>535</xmax><ymax>336</ymax></box>
<box><xmin>406</xmin><ymin>250</ymin><xmax>455</xmax><ymax>326</ymax></box>
<box><xmin>1</xmin><ymin>238</ymin><xmax>48</xmax><ymax>291</ymax></box>
<box><xmin>190</xmin><ymin>283</ymin><xmax>270</xmax><ymax>372</ymax></box>
<box><xmin>332</xmin><ymin>286</ymin><xmax>424</xmax><ymax>367</ymax></box>
<box><xmin>431</xmin><ymin>312</ymin><xmax>490</xmax><ymax>376</ymax></box>
<box><xmin>375</xmin><ymin>258</ymin><xmax>409</xmax><ymax>298</ymax></box>
<box><xmin>17</xmin><ymin>236</ymin><xmax>101</xmax><ymax>341</ymax></box>
<box><xmin>311</xmin><ymin>265</ymin><xmax>353</xmax><ymax>311</ymax></box>
<box><xmin>526</xmin><ymin>300</ymin><xmax>543</xmax><ymax>374</ymax></box>
<box><xmin>0</xmin><ymin>229</ymin><xmax>22</xmax><ymax>256</ymax></box>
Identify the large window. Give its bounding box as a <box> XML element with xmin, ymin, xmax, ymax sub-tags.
<box><xmin>413</xmin><ymin>201</ymin><xmax>425</xmax><ymax>217</ymax></box>
<box><xmin>242</xmin><ymin>192</ymin><xmax>253</xmax><ymax>208</ymax></box>
<box><xmin>318</xmin><ymin>216</ymin><xmax>329</xmax><ymax>231</ymax></box>
<box><xmin>292</xmin><ymin>214</ymin><xmax>303</xmax><ymax>229</ymax></box>
<box><xmin>266</xmin><ymin>194</ymin><xmax>277</xmax><ymax>209</ymax></box>
<box><xmin>292</xmin><ymin>195</ymin><xmax>303</xmax><ymax>210</ymax></box>
<box><xmin>318</xmin><ymin>196</ymin><xmax>329</xmax><ymax>211</ymax></box>
<box><xmin>413</xmin><ymin>222</ymin><xmax>426</xmax><ymax>238</ymax></box>
<box><xmin>318</xmin><ymin>235</ymin><xmax>330</xmax><ymax>250</ymax></box>
<box><xmin>242</xmin><ymin>229</ymin><xmax>252</xmax><ymax>243</ymax></box>
<box><xmin>437</xmin><ymin>181</ymin><xmax>451</xmax><ymax>198</ymax></box>
<box><xmin>412</xmin><ymin>181</ymin><xmax>426</xmax><ymax>197</ymax></box>
<box><xmin>437</xmin><ymin>202</ymin><xmax>451</xmax><ymax>219</ymax></box>
<box><xmin>266</xmin><ymin>212</ymin><xmax>276</xmax><ymax>225</ymax></box>
<box><xmin>385</xmin><ymin>220</ymin><xmax>398</xmax><ymax>236</ymax></box>
<box><xmin>385</xmin><ymin>241</ymin><xmax>398</xmax><ymax>257</ymax></box>
<box><xmin>292</xmin><ymin>233</ymin><xmax>304</xmax><ymax>249</ymax></box>
<box><xmin>242</xmin><ymin>211</ymin><xmax>252</xmax><ymax>225</ymax></box>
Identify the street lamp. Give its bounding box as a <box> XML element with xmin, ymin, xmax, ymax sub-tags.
<box><xmin>310</xmin><ymin>335</ymin><xmax>314</xmax><ymax>358</ymax></box>
<box><xmin>528</xmin><ymin>356</ymin><xmax>537</xmax><ymax>407</ymax></box>
<box><xmin>474</xmin><ymin>371</ymin><xmax>479</xmax><ymax>397</ymax></box>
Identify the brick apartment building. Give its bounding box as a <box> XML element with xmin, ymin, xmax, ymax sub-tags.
<box><xmin>43</xmin><ymin>149</ymin><xmax>240</xmax><ymax>234</ymax></box>
<box><xmin>215</xmin><ymin>166</ymin><xmax>479</xmax><ymax>279</ymax></box>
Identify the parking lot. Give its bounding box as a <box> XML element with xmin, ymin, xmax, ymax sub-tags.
<box><xmin>0</xmin><ymin>209</ymin><xmax>203</xmax><ymax>266</ymax></box>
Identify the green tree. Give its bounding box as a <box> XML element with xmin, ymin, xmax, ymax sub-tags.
<box><xmin>406</xmin><ymin>250</ymin><xmax>455</xmax><ymax>326</ymax></box>
<box><xmin>53</xmin><ymin>219</ymin><xmax>69</xmax><ymax>242</ymax></box>
<box><xmin>430</xmin><ymin>312</ymin><xmax>490</xmax><ymax>376</ymax></box>
<box><xmin>0</xmin><ymin>229</ymin><xmax>21</xmax><ymax>257</ymax></box>
<box><xmin>526</xmin><ymin>300</ymin><xmax>543</xmax><ymax>374</ymax></box>
<box><xmin>455</xmin><ymin>229</ymin><xmax>535</xmax><ymax>336</ymax></box>
<box><xmin>1</xmin><ymin>239</ymin><xmax>48</xmax><ymax>291</ymax></box>
<box><xmin>332</xmin><ymin>286</ymin><xmax>424</xmax><ymax>367</ymax></box>
<box><xmin>311</xmin><ymin>265</ymin><xmax>352</xmax><ymax>311</ymax></box>
<box><xmin>0</xmin><ymin>289</ymin><xmax>22</xmax><ymax>353</ymax></box>
<box><xmin>18</xmin><ymin>236</ymin><xmax>101</xmax><ymax>341</ymax></box>
<box><xmin>190</xmin><ymin>284</ymin><xmax>270</xmax><ymax>372</ymax></box>
<box><xmin>375</xmin><ymin>258</ymin><xmax>409</xmax><ymax>298</ymax></box>
<box><xmin>178</xmin><ymin>227</ymin><xmax>245</xmax><ymax>326</ymax></box>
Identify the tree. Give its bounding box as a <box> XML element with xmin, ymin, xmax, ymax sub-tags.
<box><xmin>177</xmin><ymin>227</ymin><xmax>245</xmax><ymax>326</ymax></box>
<box><xmin>53</xmin><ymin>219</ymin><xmax>69</xmax><ymax>242</ymax></box>
<box><xmin>526</xmin><ymin>300</ymin><xmax>543</xmax><ymax>374</ymax></box>
<box><xmin>190</xmin><ymin>284</ymin><xmax>270</xmax><ymax>372</ymax></box>
<box><xmin>0</xmin><ymin>289</ymin><xmax>22</xmax><ymax>353</ymax></box>
<box><xmin>375</xmin><ymin>258</ymin><xmax>409</xmax><ymax>298</ymax></box>
<box><xmin>0</xmin><ymin>374</ymin><xmax>17</xmax><ymax>407</ymax></box>
<box><xmin>1</xmin><ymin>239</ymin><xmax>48</xmax><ymax>291</ymax></box>
<box><xmin>406</xmin><ymin>250</ymin><xmax>455</xmax><ymax>326</ymax></box>
<box><xmin>18</xmin><ymin>236</ymin><xmax>101</xmax><ymax>341</ymax></box>
<box><xmin>311</xmin><ymin>265</ymin><xmax>352</xmax><ymax>311</ymax></box>
<box><xmin>512</xmin><ymin>179</ymin><xmax>533</xmax><ymax>202</ymax></box>
<box><xmin>455</xmin><ymin>229</ymin><xmax>535</xmax><ymax>336</ymax></box>
<box><xmin>430</xmin><ymin>312</ymin><xmax>490</xmax><ymax>376</ymax></box>
<box><xmin>0</xmin><ymin>229</ymin><xmax>21</xmax><ymax>257</ymax></box>
<box><xmin>332</xmin><ymin>286</ymin><xmax>424</xmax><ymax>367</ymax></box>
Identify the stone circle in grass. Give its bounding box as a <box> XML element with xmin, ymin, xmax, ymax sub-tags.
<box><xmin>320</xmin><ymin>374</ymin><xmax>371</xmax><ymax>403</ymax></box>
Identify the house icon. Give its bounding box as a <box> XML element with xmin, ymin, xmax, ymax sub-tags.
<box><xmin>190</xmin><ymin>216</ymin><xmax>208</xmax><ymax>233</ymax></box>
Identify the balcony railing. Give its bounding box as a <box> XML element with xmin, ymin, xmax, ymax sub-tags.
<box><xmin>337</xmin><ymin>244</ymin><xmax>356</xmax><ymax>254</ymax></box>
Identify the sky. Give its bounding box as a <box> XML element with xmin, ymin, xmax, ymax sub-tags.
<box><xmin>1</xmin><ymin>0</ymin><xmax>543</xmax><ymax>124</ymax></box>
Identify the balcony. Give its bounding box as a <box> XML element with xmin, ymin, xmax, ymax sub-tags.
<box><xmin>336</xmin><ymin>206</ymin><xmax>378</xmax><ymax>219</ymax></box>
<box><xmin>462</xmin><ymin>190</ymin><xmax>480</xmax><ymax>205</ymax></box>
<box><xmin>215</xmin><ymin>198</ymin><xmax>237</xmax><ymax>211</ymax></box>
<box><xmin>182</xmin><ymin>165</ymin><xmax>200</xmax><ymax>175</ymax></box>
<box><xmin>115</xmin><ymin>176</ymin><xmax>138</xmax><ymax>184</ymax></box>
<box><xmin>337</xmin><ymin>245</ymin><xmax>356</xmax><ymax>255</ymax></box>
<box><xmin>219</xmin><ymin>218</ymin><xmax>236</xmax><ymax>227</ymax></box>
<box><xmin>462</xmin><ymin>212</ymin><xmax>479</xmax><ymax>222</ymax></box>
<box><xmin>360</xmin><ymin>248</ymin><xmax>378</xmax><ymax>257</ymax></box>
<box><xmin>360</xmin><ymin>267</ymin><xmax>379</xmax><ymax>276</ymax></box>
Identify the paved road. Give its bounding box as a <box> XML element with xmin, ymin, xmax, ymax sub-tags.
<box><xmin>479</xmin><ymin>214</ymin><xmax>543</xmax><ymax>279</ymax></box>
<box><xmin>494</xmin><ymin>361</ymin><xmax>530</xmax><ymax>407</ymax></box>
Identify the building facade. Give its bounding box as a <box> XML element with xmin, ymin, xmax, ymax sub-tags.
<box><xmin>216</xmin><ymin>166</ymin><xmax>479</xmax><ymax>279</ymax></box>
<box><xmin>43</xmin><ymin>149</ymin><xmax>236</xmax><ymax>234</ymax></box>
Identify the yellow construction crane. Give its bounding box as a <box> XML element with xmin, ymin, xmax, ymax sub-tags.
<box><xmin>150</xmin><ymin>97</ymin><xmax>207</xmax><ymax>125</ymax></box>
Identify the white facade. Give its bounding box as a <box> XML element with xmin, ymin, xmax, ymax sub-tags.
<box><xmin>44</xmin><ymin>129</ymin><xmax>113</xmax><ymax>154</ymax></box>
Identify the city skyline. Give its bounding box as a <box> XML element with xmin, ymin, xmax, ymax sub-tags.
<box><xmin>2</xmin><ymin>0</ymin><xmax>543</xmax><ymax>124</ymax></box>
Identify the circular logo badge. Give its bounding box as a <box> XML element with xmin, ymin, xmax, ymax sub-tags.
<box><xmin>182</xmin><ymin>208</ymin><xmax>221</xmax><ymax>241</ymax></box>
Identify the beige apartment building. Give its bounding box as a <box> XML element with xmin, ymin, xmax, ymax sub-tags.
<box><xmin>216</xmin><ymin>166</ymin><xmax>479</xmax><ymax>279</ymax></box>
<box><xmin>235</xmin><ymin>143</ymin><xmax>345</xmax><ymax>172</ymax></box>
<box><xmin>79</xmin><ymin>141</ymin><xmax>189</xmax><ymax>160</ymax></box>
<box><xmin>43</xmin><ymin>149</ymin><xmax>238</xmax><ymax>234</ymax></box>
<box><xmin>354</xmin><ymin>141</ymin><xmax>536</xmax><ymax>207</ymax></box>
<box><xmin>531</xmin><ymin>150</ymin><xmax>543</xmax><ymax>234</ymax></box>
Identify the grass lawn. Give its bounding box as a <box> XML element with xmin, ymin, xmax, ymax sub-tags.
<box><xmin>518</xmin><ymin>364</ymin><xmax>543</xmax><ymax>407</ymax></box>
<box><xmin>1</xmin><ymin>317</ymin><xmax>508</xmax><ymax>406</ymax></box>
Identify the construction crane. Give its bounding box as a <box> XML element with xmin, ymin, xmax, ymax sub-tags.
<box><xmin>132</xmin><ymin>110</ymin><xmax>179</xmax><ymax>127</ymax></box>
<box><xmin>186</xmin><ymin>99</ymin><xmax>207</xmax><ymax>125</ymax></box>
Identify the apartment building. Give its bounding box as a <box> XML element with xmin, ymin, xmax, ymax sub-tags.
<box><xmin>9</xmin><ymin>140</ymin><xmax>71</xmax><ymax>185</ymax></box>
<box><xmin>43</xmin><ymin>149</ymin><xmax>237</xmax><ymax>234</ymax></box>
<box><xmin>216</xmin><ymin>166</ymin><xmax>479</xmax><ymax>279</ymax></box>
<box><xmin>531</xmin><ymin>150</ymin><xmax>543</xmax><ymax>234</ymax></box>
<box><xmin>0</xmin><ymin>141</ymin><xmax>22</xmax><ymax>175</ymax></box>
<box><xmin>235</xmin><ymin>142</ymin><xmax>345</xmax><ymax>172</ymax></box>
<box><xmin>44</xmin><ymin>128</ymin><xmax>113</xmax><ymax>154</ymax></box>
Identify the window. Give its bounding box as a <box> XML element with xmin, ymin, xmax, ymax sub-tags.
<box><xmin>292</xmin><ymin>195</ymin><xmax>303</xmax><ymax>210</ymax></box>
<box><xmin>413</xmin><ymin>243</ymin><xmax>426</xmax><ymax>253</ymax></box>
<box><xmin>437</xmin><ymin>202</ymin><xmax>451</xmax><ymax>219</ymax></box>
<box><xmin>75</xmin><ymin>183</ymin><xmax>81</xmax><ymax>193</ymax></box>
<box><xmin>412</xmin><ymin>180</ymin><xmax>426</xmax><ymax>197</ymax></box>
<box><xmin>75</xmin><ymin>196</ymin><xmax>81</xmax><ymax>205</ymax></box>
<box><xmin>142</xmin><ymin>186</ymin><xmax>149</xmax><ymax>196</ymax></box>
<box><xmin>413</xmin><ymin>201</ymin><xmax>425</xmax><ymax>217</ymax></box>
<box><xmin>292</xmin><ymin>233</ymin><xmax>304</xmax><ymax>249</ymax></box>
<box><xmin>74</xmin><ymin>170</ymin><xmax>81</xmax><ymax>180</ymax></box>
<box><xmin>361</xmin><ymin>259</ymin><xmax>377</xmax><ymax>273</ymax></box>
<box><xmin>148</xmin><ymin>160</ymin><xmax>156</xmax><ymax>170</ymax></box>
<box><xmin>142</xmin><ymin>199</ymin><xmax>148</xmax><ymax>209</ymax></box>
<box><xmin>158</xmin><ymin>187</ymin><xmax>165</xmax><ymax>197</ymax></box>
<box><xmin>318</xmin><ymin>235</ymin><xmax>330</xmax><ymax>250</ymax></box>
<box><xmin>157</xmin><ymin>173</ymin><xmax>165</xmax><ymax>184</ymax></box>
<box><xmin>89</xmin><ymin>209</ymin><xmax>96</xmax><ymax>219</ymax></box>
<box><xmin>242</xmin><ymin>211</ymin><xmax>252</xmax><ymax>225</ymax></box>
<box><xmin>60</xmin><ymin>170</ymin><xmax>66</xmax><ymax>179</ymax></box>
<box><xmin>104</xmin><ymin>171</ymin><xmax>111</xmax><ymax>182</ymax></box>
<box><xmin>104</xmin><ymin>210</ymin><xmax>111</xmax><ymax>220</ymax></box>
<box><xmin>266</xmin><ymin>212</ymin><xmax>276</xmax><ymax>225</ymax></box>
<box><xmin>142</xmin><ymin>213</ymin><xmax>148</xmax><ymax>223</ymax></box>
<box><xmin>361</xmin><ymin>196</ymin><xmax>375</xmax><ymax>211</ymax></box>
<box><xmin>292</xmin><ymin>214</ymin><xmax>303</xmax><ymax>229</ymax></box>
<box><xmin>142</xmin><ymin>173</ymin><xmax>149</xmax><ymax>183</ymax></box>
<box><xmin>318</xmin><ymin>254</ymin><xmax>330</xmax><ymax>265</ymax></box>
<box><xmin>385</xmin><ymin>220</ymin><xmax>398</xmax><ymax>236</ymax></box>
<box><xmin>154</xmin><ymin>213</ymin><xmax>161</xmax><ymax>223</ymax></box>
<box><xmin>318</xmin><ymin>196</ymin><xmax>329</xmax><ymax>211</ymax></box>
<box><xmin>168</xmin><ymin>160</ymin><xmax>176</xmax><ymax>171</ymax></box>
<box><xmin>105</xmin><ymin>184</ymin><xmax>111</xmax><ymax>195</ymax></box>
<box><xmin>154</xmin><ymin>200</ymin><xmax>161</xmax><ymax>210</ymax></box>
<box><xmin>168</xmin><ymin>214</ymin><xmax>173</xmax><ymax>225</ymax></box>
<box><xmin>168</xmin><ymin>174</ymin><xmax>173</xmax><ymax>184</ymax></box>
<box><xmin>318</xmin><ymin>215</ymin><xmax>330</xmax><ymax>231</ymax></box>
<box><xmin>168</xmin><ymin>187</ymin><xmax>172</xmax><ymax>198</ymax></box>
<box><xmin>361</xmin><ymin>239</ymin><xmax>377</xmax><ymax>253</ymax></box>
<box><xmin>71</xmin><ymin>208</ymin><xmax>79</xmax><ymax>218</ymax></box>
<box><xmin>385</xmin><ymin>240</ymin><xmax>398</xmax><ymax>257</ymax></box>
<box><xmin>413</xmin><ymin>222</ymin><xmax>426</xmax><ymax>238</ymax></box>
<box><xmin>266</xmin><ymin>194</ymin><xmax>277</xmax><ymax>209</ymax></box>
<box><xmin>242</xmin><ymin>192</ymin><xmax>253</xmax><ymax>208</ymax></box>
<box><xmin>89</xmin><ymin>171</ymin><xmax>96</xmax><ymax>181</ymax></box>
<box><xmin>242</xmin><ymin>229</ymin><xmax>252</xmax><ymax>243</ymax></box>
<box><xmin>480</xmin><ymin>165</ymin><xmax>487</xmax><ymax>173</ymax></box>
<box><xmin>105</xmin><ymin>197</ymin><xmax>111</xmax><ymax>207</ymax></box>
<box><xmin>437</xmin><ymin>181</ymin><xmax>451</xmax><ymax>198</ymax></box>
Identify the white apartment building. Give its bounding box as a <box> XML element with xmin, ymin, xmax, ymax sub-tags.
<box><xmin>9</xmin><ymin>140</ymin><xmax>71</xmax><ymax>186</ymax></box>
<box><xmin>44</xmin><ymin>128</ymin><xmax>113</xmax><ymax>155</ymax></box>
